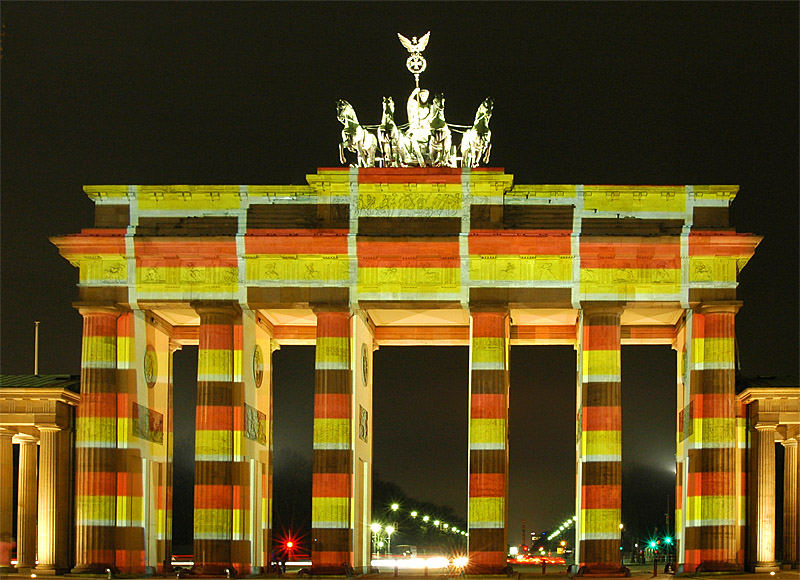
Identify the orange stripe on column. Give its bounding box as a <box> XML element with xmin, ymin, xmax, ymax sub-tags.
<box><xmin>581</xmin><ymin>485</ymin><xmax>622</xmax><ymax>509</ymax></box>
<box><xmin>469</xmin><ymin>473</ymin><xmax>506</xmax><ymax>497</ymax></box>
<box><xmin>470</xmin><ymin>394</ymin><xmax>506</xmax><ymax>418</ymax></box>
<box><xmin>313</xmin><ymin>473</ymin><xmax>351</xmax><ymax>497</ymax></box>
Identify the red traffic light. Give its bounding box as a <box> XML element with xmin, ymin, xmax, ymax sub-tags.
<box><xmin>285</xmin><ymin>541</ymin><xmax>294</xmax><ymax>549</ymax></box>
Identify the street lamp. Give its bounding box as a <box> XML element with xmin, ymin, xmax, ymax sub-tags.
<box><xmin>370</xmin><ymin>523</ymin><xmax>382</xmax><ymax>557</ymax></box>
<box><xmin>391</xmin><ymin>503</ymin><xmax>399</xmax><ymax>512</ymax></box>
<box><xmin>385</xmin><ymin>525</ymin><xmax>395</xmax><ymax>556</ymax></box>
<box><xmin>618</xmin><ymin>524</ymin><xmax>624</xmax><ymax>565</ymax></box>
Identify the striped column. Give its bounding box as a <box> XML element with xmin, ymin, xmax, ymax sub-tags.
<box><xmin>73</xmin><ymin>306</ymin><xmax>120</xmax><ymax>573</ymax></box>
<box><xmin>16</xmin><ymin>434</ymin><xmax>38</xmax><ymax>569</ymax></box>
<box><xmin>311</xmin><ymin>310</ymin><xmax>352</xmax><ymax>574</ymax></box>
<box><xmin>193</xmin><ymin>303</ymin><xmax>237</xmax><ymax>575</ymax></box>
<box><xmin>684</xmin><ymin>303</ymin><xmax>741</xmax><ymax>571</ymax></box>
<box><xmin>0</xmin><ymin>429</ymin><xmax>13</xmax><ymax>569</ymax></box>
<box><xmin>576</xmin><ymin>305</ymin><xmax>625</xmax><ymax>573</ymax></box>
<box><xmin>115</xmin><ymin>312</ymin><xmax>145</xmax><ymax>574</ymax></box>
<box><xmin>468</xmin><ymin>310</ymin><xmax>509</xmax><ymax>573</ymax></box>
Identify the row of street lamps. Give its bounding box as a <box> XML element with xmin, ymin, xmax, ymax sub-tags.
<box><xmin>371</xmin><ymin>503</ymin><xmax>468</xmax><ymax>556</ymax></box>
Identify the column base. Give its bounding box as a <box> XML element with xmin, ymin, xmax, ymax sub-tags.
<box><xmin>694</xmin><ymin>561</ymin><xmax>742</xmax><ymax>573</ymax></box>
<box><xmin>192</xmin><ymin>563</ymin><xmax>237</xmax><ymax>576</ymax></box>
<box><xmin>576</xmin><ymin>563</ymin><xmax>631</xmax><ymax>577</ymax></box>
<box><xmin>308</xmin><ymin>564</ymin><xmax>349</xmax><ymax>575</ymax></box>
<box><xmin>71</xmin><ymin>564</ymin><xmax>118</xmax><ymax>575</ymax></box>
<box><xmin>754</xmin><ymin>563</ymin><xmax>780</xmax><ymax>573</ymax></box>
<box><xmin>465</xmin><ymin>564</ymin><xmax>512</xmax><ymax>575</ymax></box>
<box><xmin>33</xmin><ymin>566</ymin><xmax>71</xmax><ymax>575</ymax></box>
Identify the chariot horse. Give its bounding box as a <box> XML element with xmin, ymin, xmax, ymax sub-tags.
<box><xmin>460</xmin><ymin>97</ymin><xmax>493</xmax><ymax>168</ymax></box>
<box><xmin>336</xmin><ymin>99</ymin><xmax>378</xmax><ymax>167</ymax></box>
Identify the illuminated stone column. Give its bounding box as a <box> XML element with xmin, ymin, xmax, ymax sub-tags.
<box><xmin>36</xmin><ymin>426</ymin><xmax>71</xmax><ymax>573</ymax></box>
<box><xmin>467</xmin><ymin>310</ymin><xmax>509</xmax><ymax>573</ymax></box>
<box><xmin>683</xmin><ymin>303</ymin><xmax>741</xmax><ymax>572</ymax></box>
<box><xmin>575</xmin><ymin>305</ymin><xmax>625</xmax><ymax>575</ymax></box>
<box><xmin>0</xmin><ymin>428</ymin><xmax>13</xmax><ymax>569</ymax></box>
<box><xmin>16</xmin><ymin>434</ymin><xmax>38</xmax><ymax>569</ymax></box>
<box><xmin>72</xmin><ymin>306</ymin><xmax>120</xmax><ymax>573</ymax></box>
<box><xmin>781</xmin><ymin>436</ymin><xmax>798</xmax><ymax>567</ymax></box>
<box><xmin>752</xmin><ymin>424</ymin><xmax>779</xmax><ymax>571</ymax></box>
<box><xmin>311</xmin><ymin>309</ymin><xmax>352</xmax><ymax>574</ymax></box>
<box><xmin>192</xmin><ymin>303</ymin><xmax>237</xmax><ymax>575</ymax></box>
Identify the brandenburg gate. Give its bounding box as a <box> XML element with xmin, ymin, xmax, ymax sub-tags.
<box><xmin>25</xmin><ymin>30</ymin><xmax>796</xmax><ymax>578</ymax></box>
<box><xmin>48</xmin><ymin>163</ymin><xmax>765</xmax><ymax>575</ymax></box>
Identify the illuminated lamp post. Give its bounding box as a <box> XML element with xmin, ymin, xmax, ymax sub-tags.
<box><xmin>385</xmin><ymin>525</ymin><xmax>395</xmax><ymax>556</ymax></box>
<box><xmin>371</xmin><ymin>523</ymin><xmax>382</xmax><ymax>558</ymax></box>
<box><xmin>619</xmin><ymin>523</ymin><xmax>624</xmax><ymax>565</ymax></box>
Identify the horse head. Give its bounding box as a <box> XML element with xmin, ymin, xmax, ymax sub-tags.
<box><xmin>337</xmin><ymin>99</ymin><xmax>357</xmax><ymax>125</ymax></box>
<box><xmin>476</xmin><ymin>97</ymin><xmax>493</xmax><ymax>121</ymax></box>
<box><xmin>381</xmin><ymin>96</ymin><xmax>396</xmax><ymax>123</ymax></box>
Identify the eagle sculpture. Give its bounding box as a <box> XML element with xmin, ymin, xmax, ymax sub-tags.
<box><xmin>397</xmin><ymin>31</ymin><xmax>430</xmax><ymax>54</ymax></box>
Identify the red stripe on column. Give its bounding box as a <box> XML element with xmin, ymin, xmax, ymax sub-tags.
<box><xmin>313</xmin><ymin>473</ymin><xmax>351</xmax><ymax>497</ymax></box>
<box><xmin>470</xmin><ymin>394</ymin><xmax>506</xmax><ymax>418</ymax></box>
<box><xmin>582</xmin><ymin>406</ymin><xmax>622</xmax><ymax>430</ymax></box>
<box><xmin>581</xmin><ymin>485</ymin><xmax>622</xmax><ymax>509</ymax></box>
<box><xmin>314</xmin><ymin>394</ymin><xmax>352</xmax><ymax>418</ymax></box>
<box><xmin>469</xmin><ymin>473</ymin><xmax>506</xmax><ymax>497</ymax></box>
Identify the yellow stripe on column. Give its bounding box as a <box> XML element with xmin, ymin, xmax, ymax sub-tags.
<box><xmin>580</xmin><ymin>509</ymin><xmax>621</xmax><ymax>534</ymax></box>
<box><xmin>194</xmin><ymin>508</ymin><xmax>234</xmax><ymax>534</ymax></box>
<box><xmin>198</xmin><ymin>348</ymin><xmax>233</xmax><ymax>372</ymax></box>
<box><xmin>315</xmin><ymin>337</ymin><xmax>350</xmax><ymax>364</ymax></box>
<box><xmin>76</xmin><ymin>418</ymin><xmax>117</xmax><ymax>446</ymax></box>
<box><xmin>685</xmin><ymin>495</ymin><xmax>736</xmax><ymax>521</ymax></box>
<box><xmin>313</xmin><ymin>419</ymin><xmax>351</xmax><ymax>445</ymax></box>
<box><xmin>581</xmin><ymin>431</ymin><xmax>622</xmax><ymax>456</ymax></box>
<box><xmin>81</xmin><ymin>336</ymin><xmax>117</xmax><ymax>365</ymax></box>
<box><xmin>469</xmin><ymin>419</ymin><xmax>506</xmax><ymax>445</ymax></box>
<box><xmin>195</xmin><ymin>430</ymin><xmax>233</xmax><ymax>456</ymax></box>
<box><xmin>582</xmin><ymin>350</ymin><xmax>620</xmax><ymax>378</ymax></box>
<box><xmin>471</xmin><ymin>338</ymin><xmax>506</xmax><ymax>363</ymax></box>
<box><xmin>312</xmin><ymin>497</ymin><xmax>351</xmax><ymax>524</ymax></box>
<box><xmin>690</xmin><ymin>337</ymin><xmax>735</xmax><ymax>364</ymax></box>
<box><xmin>690</xmin><ymin>418</ymin><xmax>737</xmax><ymax>444</ymax></box>
<box><xmin>76</xmin><ymin>496</ymin><xmax>116</xmax><ymax>520</ymax></box>
<box><xmin>468</xmin><ymin>497</ymin><xmax>505</xmax><ymax>524</ymax></box>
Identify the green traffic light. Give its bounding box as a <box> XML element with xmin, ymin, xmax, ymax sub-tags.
<box><xmin>649</xmin><ymin>541</ymin><xmax>657</xmax><ymax>548</ymax></box>
<box><xmin>664</xmin><ymin>537</ymin><xmax>673</xmax><ymax>545</ymax></box>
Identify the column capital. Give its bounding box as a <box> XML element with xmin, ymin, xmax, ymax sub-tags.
<box><xmin>311</xmin><ymin>304</ymin><xmax>351</xmax><ymax>314</ymax></box>
<box><xmin>169</xmin><ymin>339</ymin><xmax>183</xmax><ymax>353</ymax></box>
<box><xmin>580</xmin><ymin>302</ymin><xmax>625</xmax><ymax>317</ymax></box>
<box><xmin>0</xmin><ymin>427</ymin><xmax>15</xmax><ymax>439</ymax></box>
<box><xmin>191</xmin><ymin>301</ymin><xmax>241</xmax><ymax>318</ymax></box>
<box><xmin>12</xmin><ymin>433</ymin><xmax>38</xmax><ymax>444</ymax></box>
<box><xmin>35</xmin><ymin>425</ymin><xmax>61</xmax><ymax>433</ymax></box>
<box><xmin>780</xmin><ymin>436</ymin><xmax>799</xmax><ymax>447</ymax></box>
<box><xmin>468</xmin><ymin>304</ymin><xmax>509</xmax><ymax>315</ymax></box>
<box><xmin>74</xmin><ymin>303</ymin><xmax>123</xmax><ymax>317</ymax></box>
<box><xmin>696</xmin><ymin>301</ymin><xmax>742</xmax><ymax>315</ymax></box>
<box><xmin>755</xmin><ymin>422</ymin><xmax>780</xmax><ymax>432</ymax></box>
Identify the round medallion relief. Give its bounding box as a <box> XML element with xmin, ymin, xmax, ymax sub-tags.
<box><xmin>253</xmin><ymin>344</ymin><xmax>265</xmax><ymax>388</ymax></box>
<box><xmin>361</xmin><ymin>343</ymin><xmax>369</xmax><ymax>386</ymax></box>
<box><xmin>143</xmin><ymin>346</ymin><xmax>158</xmax><ymax>388</ymax></box>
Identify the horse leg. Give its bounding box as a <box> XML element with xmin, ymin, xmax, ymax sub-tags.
<box><xmin>483</xmin><ymin>142</ymin><xmax>492</xmax><ymax>165</ymax></box>
<box><xmin>339</xmin><ymin>142</ymin><xmax>347</xmax><ymax>165</ymax></box>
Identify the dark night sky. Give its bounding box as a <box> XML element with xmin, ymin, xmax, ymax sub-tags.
<box><xmin>1</xmin><ymin>2</ymin><xmax>797</xmax><ymax>544</ymax></box>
